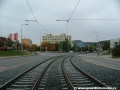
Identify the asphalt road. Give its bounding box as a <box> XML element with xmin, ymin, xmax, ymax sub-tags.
<box><xmin>78</xmin><ymin>53</ymin><xmax>120</xmax><ymax>70</ymax></box>
<box><xmin>0</xmin><ymin>52</ymin><xmax>120</xmax><ymax>89</ymax></box>
<box><xmin>1</xmin><ymin>52</ymin><xmax>120</xmax><ymax>72</ymax></box>
<box><xmin>0</xmin><ymin>54</ymin><xmax>53</xmax><ymax>72</ymax></box>
<box><xmin>0</xmin><ymin>52</ymin><xmax>69</xmax><ymax>72</ymax></box>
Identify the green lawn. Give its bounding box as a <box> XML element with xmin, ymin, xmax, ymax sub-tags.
<box><xmin>0</xmin><ymin>50</ymin><xmax>28</xmax><ymax>57</ymax></box>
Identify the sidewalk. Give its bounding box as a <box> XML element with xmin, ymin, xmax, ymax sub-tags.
<box><xmin>100</xmin><ymin>54</ymin><xmax>120</xmax><ymax>61</ymax></box>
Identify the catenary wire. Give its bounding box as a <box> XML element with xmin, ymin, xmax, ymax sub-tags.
<box><xmin>70</xmin><ymin>19</ymin><xmax>120</xmax><ymax>20</ymax></box>
<box><xmin>1</xmin><ymin>18</ymin><xmax>120</xmax><ymax>22</ymax></box>
<box><xmin>68</xmin><ymin>0</ymin><xmax>81</xmax><ymax>21</ymax></box>
<box><xmin>25</xmin><ymin>0</ymin><xmax>48</xmax><ymax>33</ymax></box>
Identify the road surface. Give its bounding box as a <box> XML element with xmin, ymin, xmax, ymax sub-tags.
<box><xmin>78</xmin><ymin>53</ymin><xmax>120</xmax><ymax>70</ymax></box>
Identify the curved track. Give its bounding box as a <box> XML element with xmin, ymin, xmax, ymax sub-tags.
<box><xmin>0</xmin><ymin>55</ymin><xmax>109</xmax><ymax>90</ymax></box>
<box><xmin>0</xmin><ymin>56</ymin><xmax>62</xmax><ymax>90</ymax></box>
<box><xmin>61</xmin><ymin>56</ymin><xmax>108</xmax><ymax>90</ymax></box>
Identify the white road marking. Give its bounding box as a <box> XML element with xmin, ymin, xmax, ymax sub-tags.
<box><xmin>78</xmin><ymin>55</ymin><xmax>97</xmax><ymax>58</ymax></box>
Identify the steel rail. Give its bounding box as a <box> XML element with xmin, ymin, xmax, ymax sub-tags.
<box><xmin>0</xmin><ymin>56</ymin><xmax>61</xmax><ymax>90</ymax></box>
<box><xmin>31</xmin><ymin>56</ymin><xmax>63</xmax><ymax>90</ymax></box>
<box><xmin>70</xmin><ymin>56</ymin><xmax>108</xmax><ymax>87</ymax></box>
<box><xmin>61</xmin><ymin>56</ymin><xmax>74</xmax><ymax>90</ymax></box>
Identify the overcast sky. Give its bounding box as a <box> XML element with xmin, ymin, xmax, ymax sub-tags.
<box><xmin>0</xmin><ymin>0</ymin><xmax>120</xmax><ymax>45</ymax></box>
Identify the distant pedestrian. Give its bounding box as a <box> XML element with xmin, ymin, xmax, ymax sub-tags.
<box><xmin>97</xmin><ymin>52</ymin><xmax>99</xmax><ymax>56</ymax></box>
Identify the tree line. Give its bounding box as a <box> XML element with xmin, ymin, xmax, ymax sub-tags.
<box><xmin>0</xmin><ymin>37</ymin><xmax>20</xmax><ymax>50</ymax></box>
<box><xmin>112</xmin><ymin>41</ymin><xmax>120</xmax><ymax>57</ymax></box>
<box><xmin>40</xmin><ymin>39</ymin><xmax>71</xmax><ymax>52</ymax></box>
<box><xmin>0</xmin><ymin>37</ymin><xmax>72</xmax><ymax>52</ymax></box>
<box><xmin>2</xmin><ymin>36</ymin><xmax>120</xmax><ymax>57</ymax></box>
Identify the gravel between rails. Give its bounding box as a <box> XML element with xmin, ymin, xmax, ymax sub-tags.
<box><xmin>0</xmin><ymin>56</ymin><xmax>53</xmax><ymax>86</ymax></box>
<box><xmin>73</xmin><ymin>56</ymin><xmax>120</xmax><ymax>90</ymax></box>
<box><xmin>44</xmin><ymin>57</ymin><xmax>63</xmax><ymax>90</ymax></box>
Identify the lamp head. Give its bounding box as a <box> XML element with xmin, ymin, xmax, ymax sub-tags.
<box><xmin>25</xmin><ymin>20</ymin><xmax>37</xmax><ymax>22</ymax></box>
<box><xmin>25</xmin><ymin>20</ymin><xmax>28</xmax><ymax>22</ymax></box>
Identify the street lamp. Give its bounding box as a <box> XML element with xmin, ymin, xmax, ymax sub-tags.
<box><xmin>25</xmin><ymin>20</ymin><xmax>46</xmax><ymax>54</ymax></box>
<box><xmin>56</xmin><ymin>19</ymin><xmax>69</xmax><ymax>52</ymax></box>
<box><xmin>21</xmin><ymin>24</ymin><xmax>28</xmax><ymax>56</ymax></box>
<box><xmin>25</xmin><ymin>20</ymin><xmax>37</xmax><ymax>22</ymax></box>
<box><xmin>25</xmin><ymin>20</ymin><xmax>41</xmax><ymax>52</ymax></box>
<box><xmin>93</xmin><ymin>31</ymin><xmax>99</xmax><ymax>55</ymax></box>
<box><xmin>40</xmin><ymin>33</ymin><xmax>45</xmax><ymax>54</ymax></box>
<box><xmin>24</xmin><ymin>41</ymin><xmax>27</xmax><ymax>50</ymax></box>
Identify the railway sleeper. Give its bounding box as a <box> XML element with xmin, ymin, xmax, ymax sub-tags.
<box><xmin>71</xmin><ymin>80</ymin><xmax>92</xmax><ymax>84</ymax></box>
<box><xmin>14</xmin><ymin>81</ymin><xmax>34</xmax><ymax>85</ymax></box>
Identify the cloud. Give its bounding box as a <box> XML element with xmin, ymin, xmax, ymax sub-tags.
<box><xmin>0</xmin><ymin>0</ymin><xmax>120</xmax><ymax>44</ymax></box>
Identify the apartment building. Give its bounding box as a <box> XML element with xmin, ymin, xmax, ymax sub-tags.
<box><xmin>42</xmin><ymin>34</ymin><xmax>71</xmax><ymax>43</ymax></box>
<box><xmin>22</xmin><ymin>38</ymin><xmax>32</xmax><ymax>46</ymax></box>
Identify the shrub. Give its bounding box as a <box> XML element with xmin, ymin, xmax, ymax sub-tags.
<box><xmin>112</xmin><ymin>41</ymin><xmax>120</xmax><ymax>57</ymax></box>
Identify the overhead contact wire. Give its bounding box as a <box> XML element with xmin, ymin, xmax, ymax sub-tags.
<box><xmin>26</xmin><ymin>0</ymin><xmax>48</xmax><ymax>33</ymax></box>
<box><xmin>68</xmin><ymin>0</ymin><xmax>81</xmax><ymax>21</ymax></box>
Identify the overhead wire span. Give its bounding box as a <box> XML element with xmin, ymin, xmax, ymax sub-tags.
<box><xmin>1</xmin><ymin>18</ymin><xmax>120</xmax><ymax>22</ymax></box>
<box><xmin>68</xmin><ymin>0</ymin><xmax>81</xmax><ymax>21</ymax></box>
<box><xmin>36</xmin><ymin>21</ymin><xmax>48</xmax><ymax>33</ymax></box>
<box><xmin>25</xmin><ymin>0</ymin><xmax>48</xmax><ymax>33</ymax></box>
<box><xmin>70</xmin><ymin>19</ymin><xmax>120</xmax><ymax>20</ymax></box>
<box><xmin>26</xmin><ymin>0</ymin><xmax>37</xmax><ymax>20</ymax></box>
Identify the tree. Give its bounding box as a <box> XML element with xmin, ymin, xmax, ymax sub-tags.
<box><xmin>6</xmin><ymin>38</ymin><xmax>13</xmax><ymax>48</ymax></box>
<box><xmin>26</xmin><ymin>45</ymin><xmax>32</xmax><ymax>52</ymax></box>
<box><xmin>112</xmin><ymin>41</ymin><xmax>120</xmax><ymax>57</ymax></box>
<box><xmin>71</xmin><ymin>43</ymin><xmax>80</xmax><ymax>52</ymax></box>
<box><xmin>101</xmin><ymin>40</ymin><xmax>110</xmax><ymax>50</ymax></box>
<box><xmin>40</xmin><ymin>39</ymin><xmax>71</xmax><ymax>52</ymax></box>
<box><xmin>41</xmin><ymin>42</ymin><xmax>48</xmax><ymax>51</ymax></box>
<box><xmin>0</xmin><ymin>40</ymin><xmax>4</xmax><ymax>47</ymax></box>
<box><xmin>55</xmin><ymin>42</ymin><xmax>59</xmax><ymax>51</ymax></box>
<box><xmin>16</xmin><ymin>40</ymin><xmax>20</xmax><ymax>50</ymax></box>
<box><xmin>0</xmin><ymin>37</ymin><xmax>5</xmax><ymax>47</ymax></box>
<box><xmin>49</xmin><ymin>43</ymin><xmax>56</xmax><ymax>51</ymax></box>
<box><xmin>47</xmin><ymin>43</ymin><xmax>51</xmax><ymax>51</ymax></box>
<box><xmin>31</xmin><ymin>44</ymin><xmax>38</xmax><ymax>52</ymax></box>
<box><xmin>61</xmin><ymin>39</ymin><xmax>71</xmax><ymax>52</ymax></box>
<box><xmin>61</xmin><ymin>41</ymin><xmax>67</xmax><ymax>52</ymax></box>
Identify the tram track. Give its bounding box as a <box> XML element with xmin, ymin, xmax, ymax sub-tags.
<box><xmin>0</xmin><ymin>55</ymin><xmax>111</xmax><ymax>90</ymax></box>
<box><xmin>0</xmin><ymin>56</ymin><xmax>63</xmax><ymax>90</ymax></box>
<box><xmin>61</xmin><ymin>56</ymin><xmax>108</xmax><ymax>90</ymax></box>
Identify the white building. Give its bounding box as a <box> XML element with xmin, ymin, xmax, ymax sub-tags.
<box><xmin>42</xmin><ymin>34</ymin><xmax>71</xmax><ymax>43</ymax></box>
<box><xmin>110</xmin><ymin>38</ymin><xmax>120</xmax><ymax>48</ymax></box>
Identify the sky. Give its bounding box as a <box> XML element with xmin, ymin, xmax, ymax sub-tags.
<box><xmin>0</xmin><ymin>0</ymin><xmax>120</xmax><ymax>45</ymax></box>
